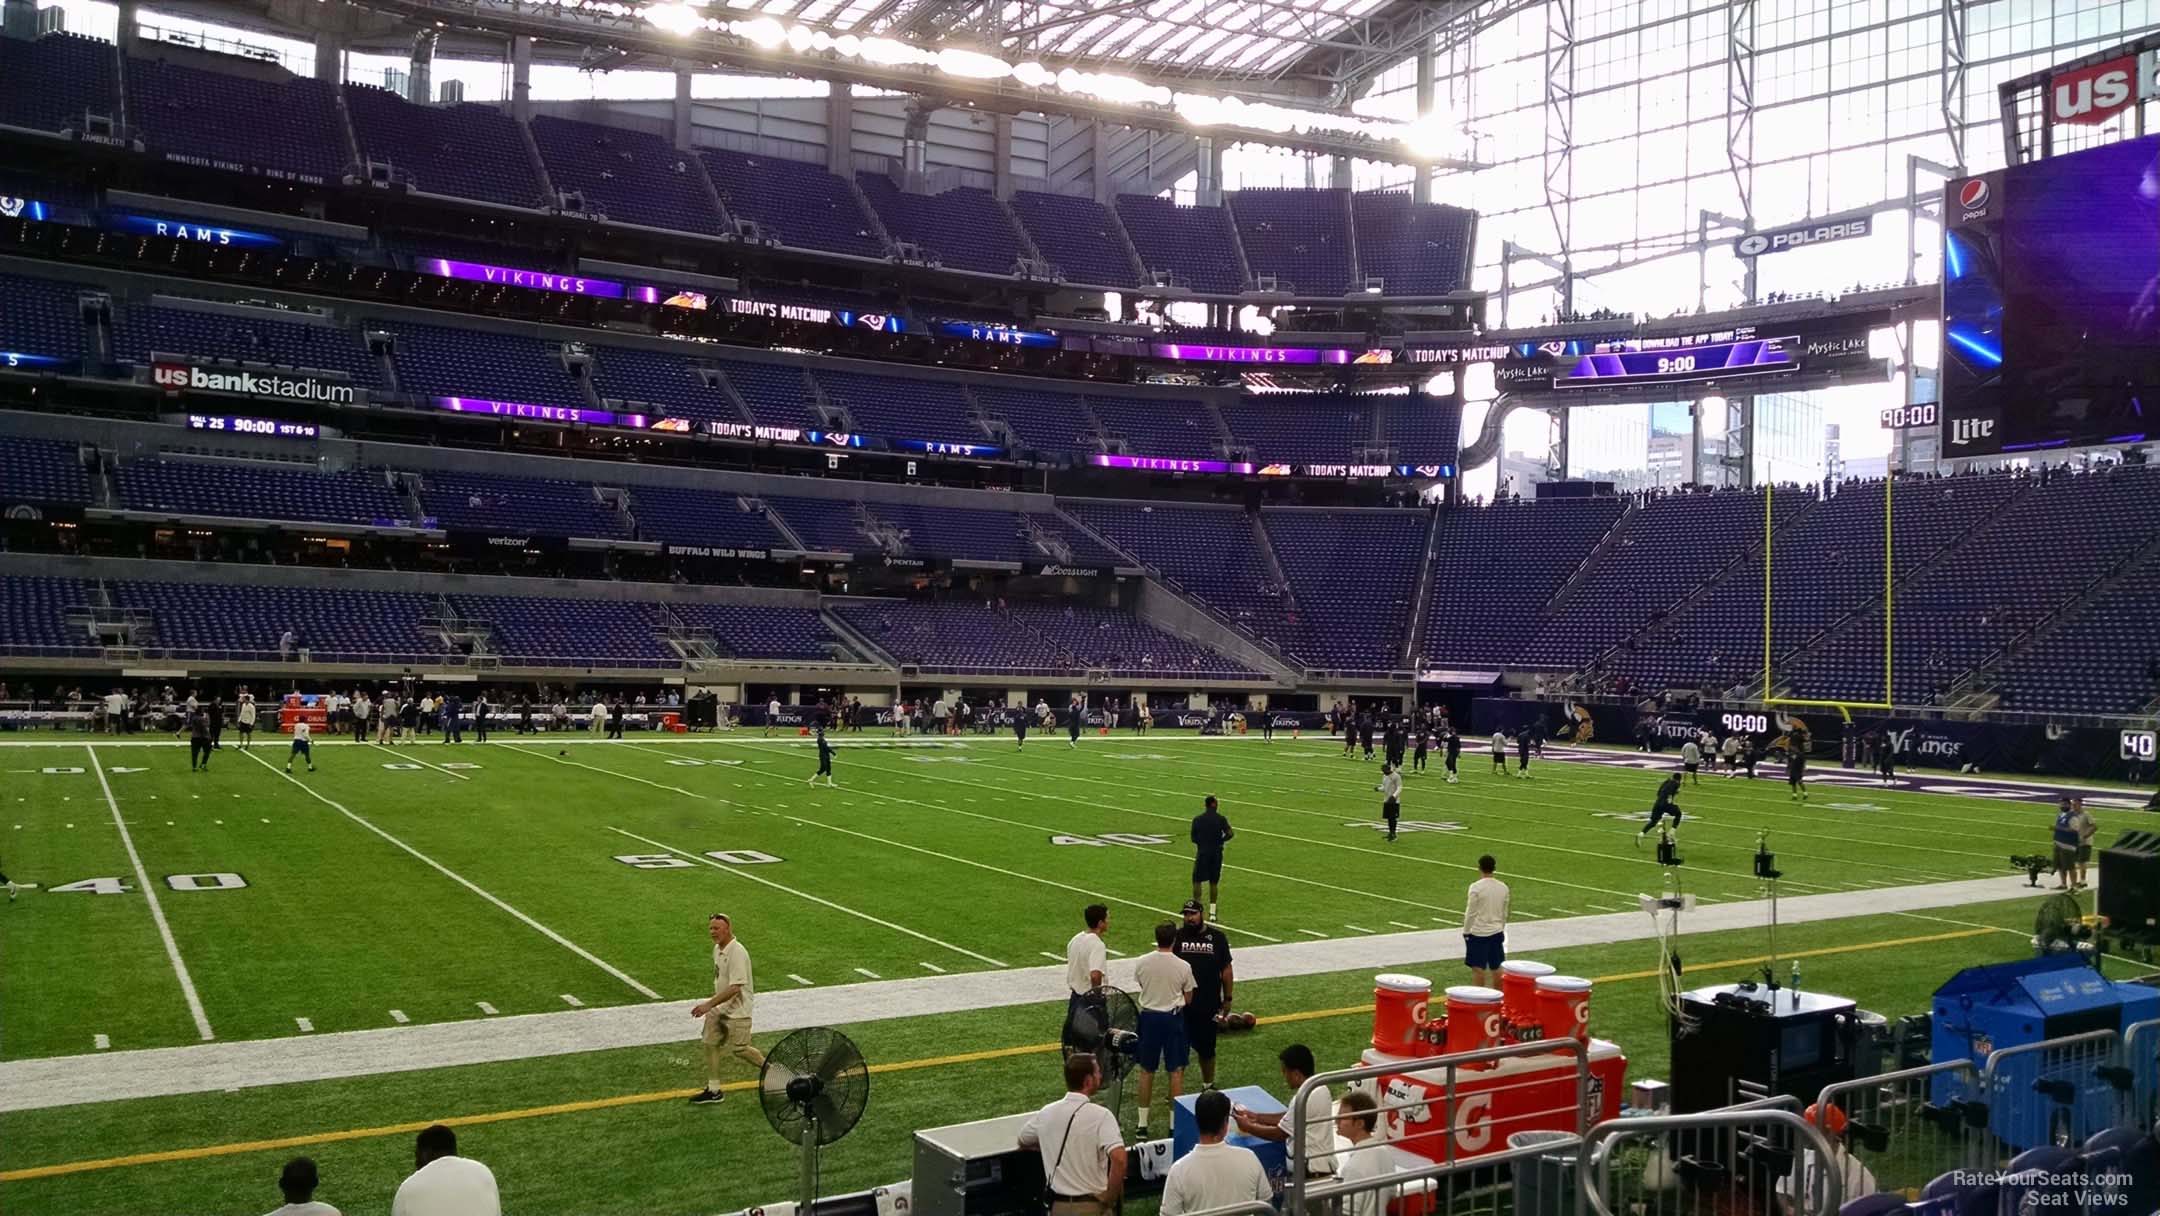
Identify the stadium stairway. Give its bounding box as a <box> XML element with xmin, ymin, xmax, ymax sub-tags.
<box><xmin>1538</xmin><ymin>499</ymin><xmax>1639</xmax><ymax>617</ymax></box>
<box><xmin>1398</xmin><ymin>508</ymin><xmax>1443</xmax><ymax>670</ymax></box>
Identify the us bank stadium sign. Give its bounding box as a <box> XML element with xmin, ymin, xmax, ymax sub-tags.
<box><xmin>153</xmin><ymin>361</ymin><xmax>363</xmax><ymax>405</ymax></box>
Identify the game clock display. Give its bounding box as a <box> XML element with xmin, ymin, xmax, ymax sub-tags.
<box><xmin>1554</xmin><ymin>336</ymin><xmax>1796</xmax><ymax>389</ymax></box>
<box><xmin>2125</xmin><ymin>729</ymin><xmax>2158</xmax><ymax>763</ymax></box>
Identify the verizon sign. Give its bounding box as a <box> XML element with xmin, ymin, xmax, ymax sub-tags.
<box><xmin>2048</xmin><ymin>53</ymin><xmax>2160</xmax><ymax>125</ymax></box>
<box><xmin>152</xmin><ymin>361</ymin><xmax>361</xmax><ymax>405</ymax></box>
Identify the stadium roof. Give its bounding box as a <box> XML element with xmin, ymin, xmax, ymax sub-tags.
<box><xmin>716</xmin><ymin>0</ymin><xmax>1468</xmax><ymax>92</ymax></box>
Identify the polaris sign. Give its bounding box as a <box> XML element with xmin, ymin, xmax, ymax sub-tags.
<box><xmin>1733</xmin><ymin>216</ymin><xmax>1873</xmax><ymax>257</ymax></box>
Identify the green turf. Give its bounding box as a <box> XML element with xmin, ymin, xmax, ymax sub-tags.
<box><xmin>0</xmin><ymin>731</ymin><xmax>2113</xmax><ymax>1214</ymax></box>
<box><xmin>0</xmin><ymin>892</ymin><xmax>2067</xmax><ymax>1216</ymax></box>
<box><xmin>0</xmin><ymin>733</ymin><xmax>2114</xmax><ymax>1058</ymax></box>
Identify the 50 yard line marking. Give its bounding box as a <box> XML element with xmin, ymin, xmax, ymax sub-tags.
<box><xmin>239</xmin><ymin>748</ymin><xmax>661</xmax><ymax>1000</ymax></box>
<box><xmin>88</xmin><ymin>745</ymin><xmax>214</xmax><ymax>1042</ymax></box>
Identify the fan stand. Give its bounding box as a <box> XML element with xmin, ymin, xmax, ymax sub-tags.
<box><xmin>798</xmin><ymin>1113</ymin><xmax>822</xmax><ymax>1216</ymax></box>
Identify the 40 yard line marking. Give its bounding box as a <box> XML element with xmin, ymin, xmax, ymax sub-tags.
<box><xmin>88</xmin><ymin>745</ymin><xmax>214</xmax><ymax>1042</ymax></box>
<box><xmin>606</xmin><ymin>826</ymin><xmax>1007</xmax><ymax>968</ymax></box>
<box><xmin>239</xmin><ymin>748</ymin><xmax>661</xmax><ymax>1000</ymax></box>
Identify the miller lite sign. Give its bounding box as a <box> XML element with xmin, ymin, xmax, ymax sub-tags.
<box><xmin>2047</xmin><ymin>53</ymin><xmax>2159</xmax><ymax>125</ymax></box>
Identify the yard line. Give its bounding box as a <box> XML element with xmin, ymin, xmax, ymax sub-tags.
<box><xmin>239</xmin><ymin>748</ymin><xmax>661</xmax><ymax>1000</ymax></box>
<box><xmin>295</xmin><ymin>1018</ymin><xmax>313</xmax><ymax>1033</ymax></box>
<box><xmin>722</xmin><ymin>767</ymin><xmax>1282</xmax><ymax>941</ymax></box>
<box><xmin>607</xmin><ymin>826</ymin><xmax>1007</xmax><ymax>968</ymax></box>
<box><xmin>92</xmin><ymin>1035</ymin><xmax>109</xmax><ymax>1050</ymax></box>
<box><xmin>854</xmin><ymin>968</ymin><xmax>882</xmax><ymax>980</ymax></box>
<box><xmin>788</xmin><ymin>974</ymin><xmax>816</xmax><ymax>986</ymax></box>
<box><xmin>1387</xmin><ymin>921</ymin><xmax>1418</xmax><ymax>929</ymax></box>
<box><xmin>389</xmin><ymin>1010</ymin><xmax>409</xmax><ymax>1024</ymax></box>
<box><xmin>1104</xmin><ymin>947</ymin><xmax>1127</xmax><ymax>957</ymax></box>
<box><xmin>1343</xmin><ymin>924</ymin><xmax>1375</xmax><ymax>933</ymax></box>
<box><xmin>476</xmin><ymin>1002</ymin><xmax>498</xmax><ymax>1015</ymax></box>
<box><xmin>1039</xmin><ymin>951</ymin><xmax>1065</xmax><ymax>961</ymax></box>
<box><xmin>492</xmin><ymin>743</ymin><xmax>707</xmax><ymax>801</ymax></box>
<box><xmin>560</xmin><ymin>995</ymin><xmax>584</xmax><ymax>1008</ymax></box>
<box><xmin>744</xmin><ymin>745</ymin><xmax>1457</xmax><ymax>920</ymax></box>
<box><xmin>839</xmin><ymin>751</ymin><xmax>1601</xmax><ymax>908</ymax></box>
<box><xmin>920</xmin><ymin>962</ymin><xmax>946</xmax><ymax>973</ymax></box>
<box><xmin>379</xmin><ymin>748</ymin><xmax>471</xmax><ymax>782</ymax></box>
<box><xmin>88</xmin><ymin>746</ymin><xmax>213</xmax><ymax>1043</ymax></box>
<box><xmin>1298</xmin><ymin>929</ymin><xmax>1328</xmax><ymax>938</ymax></box>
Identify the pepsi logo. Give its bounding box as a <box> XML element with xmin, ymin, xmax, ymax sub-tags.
<box><xmin>1958</xmin><ymin>179</ymin><xmax>1989</xmax><ymax>209</ymax></box>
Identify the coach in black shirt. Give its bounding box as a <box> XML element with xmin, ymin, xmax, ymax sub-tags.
<box><xmin>1190</xmin><ymin>795</ymin><xmax>1233</xmax><ymax>918</ymax></box>
<box><xmin>1173</xmin><ymin>900</ymin><xmax>1234</xmax><ymax>1090</ymax></box>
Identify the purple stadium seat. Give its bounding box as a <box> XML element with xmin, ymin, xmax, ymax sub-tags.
<box><xmin>112</xmin><ymin>304</ymin><xmax>380</xmax><ymax>384</ymax></box>
<box><xmin>529</xmin><ymin>115</ymin><xmax>722</xmax><ymax>235</ymax></box>
<box><xmin>382</xmin><ymin>321</ymin><xmax>584</xmax><ymax>408</ymax></box>
<box><xmin>626</xmin><ymin>485</ymin><xmax>787</xmax><ymax>550</ymax></box>
<box><xmin>1229</xmin><ymin>188</ymin><xmax>1354</xmax><ymax>295</ymax></box>
<box><xmin>1419</xmin><ymin>497</ymin><xmax>1627</xmax><ymax>668</ymax></box>
<box><xmin>1351</xmin><ymin>193</ymin><xmax>1476</xmax><ymax>294</ymax></box>
<box><xmin>344</xmin><ymin>85</ymin><xmax>545</xmax><ymax>208</ymax></box>
<box><xmin>1010</xmin><ymin>190</ymin><xmax>1139</xmax><ymax>287</ymax></box>
<box><xmin>1115</xmin><ymin>195</ymin><xmax>1245</xmax><ymax>293</ymax></box>
<box><xmin>714</xmin><ymin>359</ymin><xmax>823</xmax><ymax>430</ymax></box>
<box><xmin>1262</xmin><ymin>508</ymin><xmax>1429</xmax><ymax>670</ymax></box>
<box><xmin>126</xmin><ymin>53</ymin><xmax>346</xmax><ymax>183</ymax></box>
<box><xmin>700</xmin><ymin>148</ymin><xmax>885</xmax><ymax>259</ymax></box>
<box><xmin>671</xmin><ymin>602</ymin><xmax>841</xmax><ymax>661</ymax></box>
<box><xmin>0</xmin><ymin>33</ymin><xmax>116</xmax><ymax>136</ymax></box>
<box><xmin>856</xmin><ymin>175</ymin><xmax>1022</xmax><ymax>276</ymax></box>
<box><xmin>417</xmin><ymin>470</ymin><xmax>627</xmax><ymax>539</ymax></box>
<box><xmin>0</xmin><ymin>273</ymin><xmax>91</xmax><ymax>363</ymax></box>
<box><xmin>452</xmin><ymin>595</ymin><xmax>674</xmax><ymax>665</ymax></box>
<box><xmin>589</xmin><ymin>346</ymin><xmax>743</xmax><ymax>427</ymax></box>
<box><xmin>114</xmin><ymin>580</ymin><xmax>444</xmax><ymax>662</ymax></box>
<box><xmin>0</xmin><ymin>435</ymin><xmax>93</xmax><ymax>506</ymax></box>
<box><xmin>813</xmin><ymin>369</ymin><xmax>986</xmax><ymax>447</ymax></box>
<box><xmin>0</xmin><ymin>575</ymin><xmax>100</xmax><ymax>655</ymax></box>
<box><xmin>116</xmin><ymin>458</ymin><xmax>407</xmax><ymax>527</ymax></box>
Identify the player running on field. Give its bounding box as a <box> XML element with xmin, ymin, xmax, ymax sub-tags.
<box><xmin>286</xmin><ymin>718</ymin><xmax>315</xmax><ymax>773</ymax></box>
<box><xmin>1785</xmin><ymin>727</ymin><xmax>1810</xmax><ymax>801</ymax></box>
<box><xmin>1515</xmin><ymin>727</ymin><xmax>1534</xmax><ymax>779</ymax></box>
<box><xmin>807</xmin><ymin>727</ymin><xmax>835</xmax><ymax>787</ymax></box>
<box><xmin>1</xmin><ymin>859</ymin><xmax>18</xmax><ymax>902</ymax></box>
<box><xmin>1637</xmin><ymin>772</ymin><xmax>1683</xmax><ymax>845</ymax></box>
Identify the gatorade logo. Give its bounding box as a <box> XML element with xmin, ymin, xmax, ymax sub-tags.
<box><xmin>1483</xmin><ymin>1012</ymin><xmax>1503</xmax><ymax>1040</ymax></box>
<box><xmin>1574</xmin><ymin>1002</ymin><xmax>1590</xmax><ymax>1024</ymax></box>
<box><xmin>1409</xmin><ymin>1000</ymin><xmax>1429</xmax><ymax>1022</ymax></box>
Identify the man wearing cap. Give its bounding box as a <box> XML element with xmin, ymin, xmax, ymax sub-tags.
<box><xmin>1173</xmin><ymin>899</ymin><xmax>1235</xmax><ymax>1090</ymax></box>
<box><xmin>688</xmin><ymin>913</ymin><xmax>765</xmax><ymax>1105</ymax></box>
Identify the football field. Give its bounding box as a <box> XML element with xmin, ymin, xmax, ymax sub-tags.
<box><xmin>0</xmin><ymin>728</ymin><xmax>2124</xmax><ymax>1214</ymax></box>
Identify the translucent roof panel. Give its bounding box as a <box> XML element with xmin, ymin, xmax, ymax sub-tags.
<box><xmin>738</xmin><ymin>0</ymin><xmax>1397</xmax><ymax>79</ymax></box>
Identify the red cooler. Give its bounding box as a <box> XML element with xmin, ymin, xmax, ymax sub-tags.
<box><xmin>1372</xmin><ymin>974</ymin><xmax>1432</xmax><ymax>1053</ymax></box>
<box><xmin>1499</xmin><ymin>961</ymin><xmax>1554</xmax><ymax>1024</ymax></box>
<box><xmin>1535</xmin><ymin>975</ymin><xmax>1593</xmax><ymax>1043</ymax></box>
<box><xmin>1442</xmin><ymin>985</ymin><xmax>1503</xmax><ymax>1061</ymax></box>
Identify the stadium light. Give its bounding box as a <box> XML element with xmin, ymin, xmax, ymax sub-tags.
<box><xmin>663</xmin><ymin>12</ymin><xmax>1473</xmax><ymax>161</ymax></box>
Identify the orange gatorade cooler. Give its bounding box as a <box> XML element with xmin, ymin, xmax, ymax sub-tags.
<box><xmin>1535</xmin><ymin>975</ymin><xmax>1593</xmax><ymax>1043</ymax></box>
<box><xmin>1443</xmin><ymin>985</ymin><xmax>1504</xmax><ymax>1060</ymax></box>
<box><xmin>1499</xmin><ymin>960</ymin><xmax>1554</xmax><ymax>1024</ymax></box>
<box><xmin>1372</xmin><ymin>974</ymin><xmax>1432</xmax><ymax>1053</ymax></box>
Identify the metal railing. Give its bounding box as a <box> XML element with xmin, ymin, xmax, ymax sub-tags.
<box><xmin>1813</xmin><ymin>1059</ymin><xmax>1991</xmax><ymax>1196</ymax></box>
<box><xmin>1580</xmin><ymin>1106</ymin><xmax>1843</xmax><ymax>1216</ymax></box>
<box><xmin>1285</xmin><ymin>1040</ymin><xmax>1593</xmax><ymax>1216</ymax></box>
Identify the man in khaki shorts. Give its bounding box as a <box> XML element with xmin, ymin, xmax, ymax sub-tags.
<box><xmin>689</xmin><ymin>913</ymin><xmax>765</xmax><ymax>1105</ymax></box>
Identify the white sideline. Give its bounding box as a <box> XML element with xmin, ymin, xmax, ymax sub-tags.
<box><xmin>0</xmin><ymin>873</ymin><xmax>2035</xmax><ymax>1113</ymax></box>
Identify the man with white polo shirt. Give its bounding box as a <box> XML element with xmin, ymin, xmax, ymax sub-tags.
<box><xmin>1019</xmin><ymin>1054</ymin><xmax>1126</xmax><ymax>1216</ymax></box>
<box><xmin>1161</xmin><ymin>1090</ymin><xmax>1272</xmax><ymax>1216</ymax></box>
<box><xmin>1063</xmin><ymin>904</ymin><xmax>1109</xmax><ymax>1052</ymax></box>
<box><xmin>766</xmin><ymin>696</ymin><xmax>783</xmax><ymax>736</ymax></box>
<box><xmin>1232</xmin><ymin>1043</ymin><xmax>1337</xmax><ymax>1179</ymax></box>
<box><xmin>1464</xmin><ymin>854</ymin><xmax>1510</xmax><ymax>988</ymax></box>
<box><xmin>688</xmin><ymin>913</ymin><xmax>765</xmax><ymax>1105</ymax></box>
<box><xmin>1132</xmin><ymin>921</ymin><xmax>1195</xmax><ymax>1138</ymax></box>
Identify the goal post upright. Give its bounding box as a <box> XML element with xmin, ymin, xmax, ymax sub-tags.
<box><xmin>1761</xmin><ymin>473</ymin><xmax>1896</xmax><ymax>726</ymax></box>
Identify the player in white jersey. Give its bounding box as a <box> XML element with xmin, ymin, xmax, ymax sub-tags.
<box><xmin>286</xmin><ymin>719</ymin><xmax>315</xmax><ymax>774</ymax></box>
